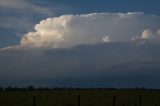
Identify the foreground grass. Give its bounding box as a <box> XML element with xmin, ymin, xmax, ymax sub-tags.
<box><xmin>0</xmin><ymin>89</ymin><xmax>160</xmax><ymax>106</ymax></box>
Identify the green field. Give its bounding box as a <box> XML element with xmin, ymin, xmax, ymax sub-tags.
<box><xmin>0</xmin><ymin>90</ymin><xmax>160</xmax><ymax>106</ymax></box>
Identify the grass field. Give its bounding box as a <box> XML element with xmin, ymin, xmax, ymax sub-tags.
<box><xmin>0</xmin><ymin>90</ymin><xmax>160</xmax><ymax>106</ymax></box>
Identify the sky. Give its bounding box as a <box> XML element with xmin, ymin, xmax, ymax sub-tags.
<box><xmin>0</xmin><ymin>0</ymin><xmax>160</xmax><ymax>88</ymax></box>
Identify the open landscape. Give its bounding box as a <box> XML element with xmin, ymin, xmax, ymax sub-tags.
<box><xmin>1</xmin><ymin>1</ymin><xmax>160</xmax><ymax>106</ymax></box>
<box><xmin>0</xmin><ymin>89</ymin><xmax>160</xmax><ymax>106</ymax></box>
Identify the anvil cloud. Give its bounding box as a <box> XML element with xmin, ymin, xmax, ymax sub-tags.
<box><xmin>20</xmin><ymin>12</ymin><xmax>160</xmax><ymax>48</ymax></box>
<box><xmin>1</xmin><ymin>12</ymin><xmax>160</xmax><ymax>88</ymax></box>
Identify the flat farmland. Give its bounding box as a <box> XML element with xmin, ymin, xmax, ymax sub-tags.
<box><xmin>0</xmin><ymin>90</ymin><xmax>160</xmax><ymax>106</ymax></box>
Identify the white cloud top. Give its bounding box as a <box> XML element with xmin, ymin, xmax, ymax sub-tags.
<box><xmin>141</xmin><ymin>29</ymin><xmax>153</xmax><ymax>40</ymax></box>
<box><xmin>102</xmin><ymin>36</ymin><xmax>111</xmax><ymax>43</ymax></box>
<box><xmin>20</xmin><ymin>12</ymin><xmax>160</xmax><ymax>48</ymax></box>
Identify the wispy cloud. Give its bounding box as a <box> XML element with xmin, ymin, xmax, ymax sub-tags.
<box><xmin>0</xmin><ymin>0</ymin><xmax>53</xmax><ymax>16</ymax></box>
<box><xmin>0</xmin><ymin>17</ymin><xmax>33</xmax><ymax>31</ymax></box>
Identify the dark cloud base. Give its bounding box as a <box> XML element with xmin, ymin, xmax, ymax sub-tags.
<box><xmin>0</xmin><ymin>42</ymin><xmax>160</xmax><ymax>88</ymax></box>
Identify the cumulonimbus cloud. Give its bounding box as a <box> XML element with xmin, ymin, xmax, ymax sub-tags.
<box><xmin>1</xmin><ymin>12</ymin><xmax>160</xmax><ymax>87</ymax></box>
<box><xmin>20</xmin><ymin>12</ymin><xmax>160</xmax><ymax>48</ymax></box>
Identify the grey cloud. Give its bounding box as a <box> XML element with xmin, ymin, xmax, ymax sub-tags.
<box><xmin>0</xmin><ymin>42</ymin><xmax>160</xmax><ymax>87</ymax></box>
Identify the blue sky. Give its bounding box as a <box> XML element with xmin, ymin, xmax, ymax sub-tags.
<box><xmin>52</xmin><ymin>0</ymin><xmax>160</xmax><ymax>15</ymax></box>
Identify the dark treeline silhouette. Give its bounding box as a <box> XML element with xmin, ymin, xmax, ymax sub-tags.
<box><xmin>0</xmin><ymin>86</ymin><xmax>160</xmax><ymax>91</ymax></box>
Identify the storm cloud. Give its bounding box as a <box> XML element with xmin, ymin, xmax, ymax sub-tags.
<box><xmin>1</xmin><ymin>42</ymin><xmax>160</xmax><ymax>87</ymax></box>
<box><xmin>1</xmin><ymin>12</ymin><xmax>160</xmax><ymax>88</ymax></box>
<box><xmin>20</xmin><ymin>12</ymin><xmax>160</xmax><ymax>48</ymax></box>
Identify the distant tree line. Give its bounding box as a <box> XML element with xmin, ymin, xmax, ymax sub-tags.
<box><xmin>0</xmin><ymin>86</ymin><xmax>159</xmax><ymax>91</ymax></box>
